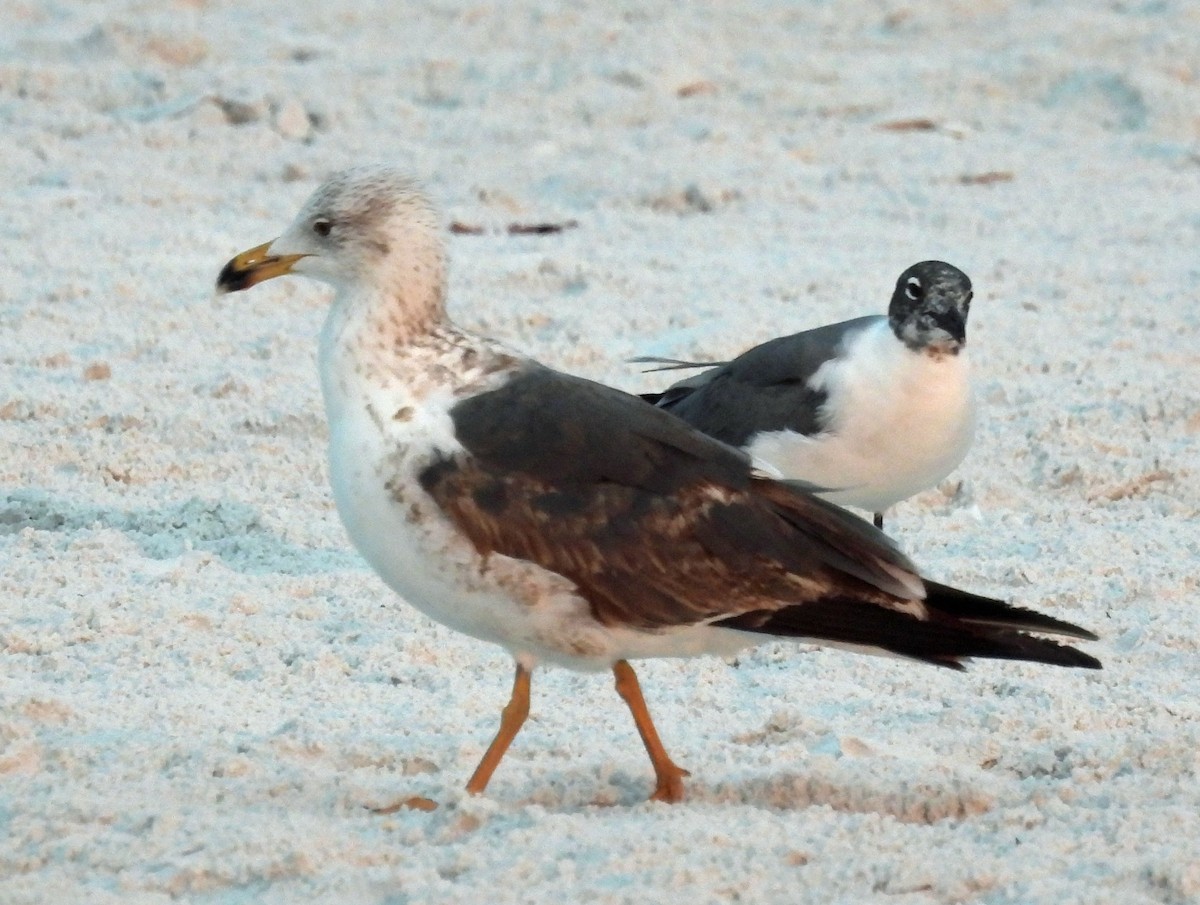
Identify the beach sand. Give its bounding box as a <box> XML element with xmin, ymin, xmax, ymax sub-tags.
<box><xmin>2</xmin><ymin>2</ymin><xmax>1198</xmax><ymax>902</ymax></box>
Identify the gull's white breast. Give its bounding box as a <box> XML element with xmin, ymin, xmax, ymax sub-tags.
<box><xmin>318</xmin><ymin>319</ymin><xmax>749</xmax><ymax>670</ymax></box>
<box><xmin>746</xmin><ymin>320</ymin><xmax>975</xmax><ymax>513</ymax></box>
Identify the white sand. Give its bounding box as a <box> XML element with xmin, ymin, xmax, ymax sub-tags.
<box><xmin>2</xmin><ymin>2</ymin><xmax>1199</xmax><ymax>902</ymax></box>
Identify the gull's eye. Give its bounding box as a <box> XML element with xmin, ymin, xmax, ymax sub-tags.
<box><xmin>313</xmin><ymin>219</ymin><xmax>332</xmax><ymax>237</ymax></box>
<box><xmin>905</xmin><ymin>277</ymin><xmax>924</xmax><ymax>301</ymax></box>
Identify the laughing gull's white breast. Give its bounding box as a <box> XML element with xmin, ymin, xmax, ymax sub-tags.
<box><xmin>217</xmin><ymin>177</ymin><xmax>1096</xmax><ymax>807</ymax></box>
<box><xmin>641</xmin><ymin>261</ymin><xmax>976</xmax><ymax>529</ymax></box>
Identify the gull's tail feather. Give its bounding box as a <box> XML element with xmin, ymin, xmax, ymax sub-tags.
<box><xmin>717</xmin><ymin>591</ymin><xmax>1101</xmax><ymax>671</ymax></box>
<box><xmin>922</xmin><ymin>580</ymin><xmax>1098</xmax><ymax>641</ymax></box>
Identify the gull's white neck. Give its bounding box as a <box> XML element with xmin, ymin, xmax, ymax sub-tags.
<box><xmin>317</xmin><ymin>279</ymin><xmax>445</xmax><ymax>417</ymax></box>
<box><xmin>316</xmin><ymin>280</ymin><xmax>521</xmax><ymax>436</ymax></box>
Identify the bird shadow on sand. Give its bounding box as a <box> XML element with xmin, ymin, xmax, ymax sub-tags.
<box><xmin>0</xmin><ymin>487</ymin><xmax>360</xmax><ymax>575</ymax></box>
<box><xmin>685</xmin><ymin>771</ymin><xmax>995</xmax><ymax>823</ymax></box>
<box><xmin>407</xmin><ymin>764</ymin><xmax>996</xmax><ymax>825</ymax></box>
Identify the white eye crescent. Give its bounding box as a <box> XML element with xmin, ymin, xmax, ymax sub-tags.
<box><xmin>905</xmin><ymin>277</ymin><xmax>923</xmax><ymax>301</ymax></box>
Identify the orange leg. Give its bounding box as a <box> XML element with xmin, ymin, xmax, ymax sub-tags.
<box><xmin>612</xmin><ymin>660</ymin><xmax>689</xmax><ymax>803</ymax></box>
<box><xmin>465</xmin><ymin>662</ymin><xmax>532</xmax><ymax>795</ymax></box>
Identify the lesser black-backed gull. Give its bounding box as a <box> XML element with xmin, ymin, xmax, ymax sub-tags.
<box><xmin>640</xmin><ymin>261</ymin><xmax>976</xmax><ymax>529</ymax></box>
<box><xmin>217</xmin><ymin>167</ymin><xmax>1097</xmax><ymax>805</ymax></box>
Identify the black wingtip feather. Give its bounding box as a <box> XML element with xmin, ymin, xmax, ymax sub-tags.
<box><xmin>717</xmin><ymin>594</ymin><xmax>1102</xmax><ymax>672</ymax></box>
<box><xmin>923</xmin><ymin>580</ymin><xmax>1099</xmax><ymax>641</ymax></box>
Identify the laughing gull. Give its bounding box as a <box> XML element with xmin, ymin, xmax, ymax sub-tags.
<box><xmin>640</xmin><ymin>261</ymin><xmax>976</xmax><ymax>529</ymax></box>
<box><xmin>216</xmin><ymin>168</ymin><xmax>1097</xmax><ymax>805</ymax></box>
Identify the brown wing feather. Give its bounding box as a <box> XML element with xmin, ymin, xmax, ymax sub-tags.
<box><xmin>416</xmin><ymin>367</ymin><xmax>1099</xmax><ymax>668</ymax></box>
<box><xmin>418</xmin><ymin>454</ymin><xmax>913</xmax><ymax>632</ymax></box>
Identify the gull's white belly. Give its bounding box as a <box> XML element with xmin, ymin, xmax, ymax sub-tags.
<box><xmin>325</xmin><ymin>396</ymin><xmax>749</xmax><ymax>670</ymax></box>
<box><xmin>747</xmin><ymin>339</ymin><xmax>975</xmax><ymax>514</ymax></box>
<box><xmin>326</xmin><ymin>403</ymin><xmax>524</xmax><ymax>644</ymax></box>
<box><xmin>749</xmin><ymin>406</ymin><xmax>974</xmax><ymax>512</ymax></box>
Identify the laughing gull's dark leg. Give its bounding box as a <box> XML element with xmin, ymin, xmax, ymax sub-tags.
<box><xmin>874</xmin><ymin>512</ymin><xmax>884</xmax><ymax>529</ymax></box>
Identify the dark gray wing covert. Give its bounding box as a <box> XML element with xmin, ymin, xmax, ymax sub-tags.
<box><xmin>644</xmin><ymin>316</ymin><xmax>881</xmax><ymax>445</ymax></box>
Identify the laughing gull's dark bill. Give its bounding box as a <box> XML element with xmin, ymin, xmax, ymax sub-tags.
<box><xmin>639</xmin><ymin>261</ymin><xmax>976</xmax><ymax>529</ymax></box>
<box><xmin>217</xmin><ymin>170</ymin><xmax>1097</xmax><ymax>806</ymax></box>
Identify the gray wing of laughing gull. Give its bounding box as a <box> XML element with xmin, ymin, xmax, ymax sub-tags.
<box><xmin>640</xmin><ymin>315</ymin><xmax>880</xmax><ymax>441</ymax></box>
<box><xmin>641</xmin><ymin>261</ymin><xmax>977</xmax><ymax>528</ymax></box>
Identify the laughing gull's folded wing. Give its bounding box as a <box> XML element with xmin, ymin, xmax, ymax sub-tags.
<box><xmin>640</xmin><ymin>316</ymin><xmax>880</xmax><ymax>442</ymax></box>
